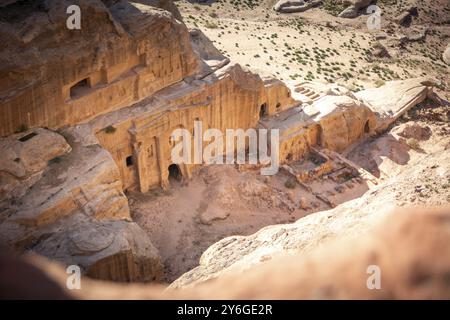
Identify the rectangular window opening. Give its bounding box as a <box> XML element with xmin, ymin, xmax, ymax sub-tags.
<box><xmin>19</xmin><ymin>132</ymin><xmax>37</xmax><ymax>142</ymax></box>
<box><xmin>70</xmin><ymin>78</ymin><xmax>90</xmax><ymax>99</ymax></box>
<box><xmin>126</xmin><ymin>155</ymin><xmax>134</xmax><ymax>167</ymax></box>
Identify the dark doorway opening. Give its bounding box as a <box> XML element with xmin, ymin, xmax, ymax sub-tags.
<box><xmin>168</xmin><ymin>164</ymin><xmax>182</xmax><ymax>183</ymax></box>
<box><xmin>259</xmin><ymin>103</ymin><xmax>267</xmax><ymax>118</ymax></box>
<box><xmin>364</xmin><ymin>121</ymin><xmax>370</xmax><ymax>134</ymax></box>
<box><xmin>70</xmin><ymin>78</ymin><xmax>90</xmax><ymax>99</ymax></box>
<box><xmin>126</xmin><ymin>155</ymin><xmax>134</xmax><ymax>167</ymax></box>
<box><xmin>18</xmin><ymin>132</ymin><xmax>37</xmax><ymax>142</ymax></box>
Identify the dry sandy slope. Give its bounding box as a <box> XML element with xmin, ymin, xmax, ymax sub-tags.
<box><xmin>177</xmin><ymin>0</ymin><xmax>450</xmax><ymax>98</ymax></box>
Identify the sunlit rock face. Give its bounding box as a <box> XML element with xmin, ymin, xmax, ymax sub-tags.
<box><xmin>0</xmin><ymin>0</ymin><xmax>198</xmax><ymax>137</ymax></box>
<box><xmin>0</xmin><ymin>0</ymin><xmax>439</xmax><ymax>286</ymax></box>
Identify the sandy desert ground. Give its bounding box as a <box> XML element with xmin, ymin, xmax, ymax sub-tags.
<box><xmin>177</xmin><ymin>0</ymin><xmax>449</xmax><ymax>98</ymax></box>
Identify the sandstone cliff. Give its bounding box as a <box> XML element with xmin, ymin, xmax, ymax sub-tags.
<box><xmin>0</xmin><ymin>0</ymin><xmax>198</xmax><ymax>137</ymax></box>
<box><xmin>0</xmin><ymin>127</ymin><xmax>163</xmax><ymax>282</ymax></box>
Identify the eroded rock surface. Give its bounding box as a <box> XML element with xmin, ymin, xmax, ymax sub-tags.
<box><xmin>338</xmin><ymin>0</ymin><xmax>373</xmax><ymax>18</ymax></box>
<box><xmin>0</xmin><ymin>128</ymin><xmax>163</xmax><ymax>282</ymax></box>
<box><xmin>171</xmin><ymin>133</ymin><xmax>450</xmax><ymax>288</ymax></box>
<box><xmin>274</xmin><ymin>0</ymin><xmax>322</xmax><ymax>13</ymax></box>
<box><xmin>444</xmin><ymin>44</ymin><xmax>450</xmax><ymax>65</ymax></box>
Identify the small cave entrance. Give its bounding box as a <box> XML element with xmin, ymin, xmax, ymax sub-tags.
<box><xmin>275</xmin><ymin>102</ymin><xmax>281</xmax><ymax>112</ymax></box>
<box><xmin>259</xmin><ymin>103</ymin><xmax>267</xmax><ymax>119</ymax></box>
<box><xmin>70</xmin><ymin>78</ymin><xmax>90</xmax><ymax>99</ymax></box>
<box><xmin>286</xmin><ymin>153</ymin><xmax>293</xmax><ymax>162</ymax></box>
<box><xmin>168</xmin><ymin>164</ymin><xmax>182</xmax><ymax>184</ymax></box>
<box><xmin>364</xmin><ymin>120</ymin><xmax>370</xmax><ymax>134</ymax></box>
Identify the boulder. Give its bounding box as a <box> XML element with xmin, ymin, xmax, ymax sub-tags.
<box><xmin>338</xmin><ymin>6</ymin><xmax>360</xmax><ymax>18</ymax></box>
<box><xmin>34</xmin><ymin>218</ymin><xmax>164</xmax><ymax>282</ymax></box>
<box><xmin>371</xmin><ymin>42</ymin><xmax>391</xmax><ymax>58</ymax></box>
<box><xmin>338</xmin><ymin>0</ymin><xmax>373</xmax><ymax>18</ymax></box>
<box><xmin>350</xmin><ymin>0</ymin><xmax>373</xmax><ymax>8</ymax></box>
<box><xmin>273</xmin><ymin>0</ymin><xmax>322</xmax><ymax>13</ymax></box>
<box><xmin>395</xmin><ymin>6</ymin><xmax>418</xmax><ymax>27</ymax></box>
<box><xmin>355</xmin><ymin>78</ymin><xmax>432</xmax><ymax>132</ymax></box>
<box><xmin>0</xmin><ymin>128</ymin><xmax>72</xmax><ymax>202</ymax></box>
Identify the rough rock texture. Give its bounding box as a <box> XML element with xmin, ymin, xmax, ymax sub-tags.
<box><xmin>0</xmin><ymin>128</ymin><xmax>72</xmax><ymax>202</ymax></box>
<box><xmin>444</xmin><ymin>44</ymin><xmax>450</xmax><ymax>65</ymax></box>
<box><xmin>395</xmin><ymin>6</ymin><xmax>418</xmax><ymax>27</ymax></box>
<box><xmin>171</xmin><ymin>142</ymin><xmax>450</xmax><ymax>288</ymax></box>
<box><xmin>370</xmin><ymin>42</ymin><xmax>391</xmax><ymax>59</ymax></box>
<box><xmin>0</xmin><ymin>128</ymin><xmax>164</xmax><ymax>282</ymax></box>
<box><xmin>273</xmin><ymin>0</ymin><xmax>322</xmax><ymax>13</ymax></box>
<box><xmin>0</xmin><ymin>0</ymin><xmax>199</xmax><ymax>137</ymax></box>
<box><xmin>3</xmin><ymin>206</ymin><xmax>450</xmax><ymax>299</ymax></box>
<box><xmin>0</xmin><ymin>0</ymin><xmax>300</xmax><ymax>281</ymax></box>
<box><xmin>306</xmin><ymin>95</ymin><xmax>376</xmax><ymax>151</ymax></box>
<box><xmin>338</xmin><ymin>0</ymin><xmax>373</xmax><ymax>18</ymax></box>
<box><xmin>166</xmin><ymin>207</ymin><xmax>450</xmax><ymax>299</ymax></box>
<box><xmin>355</xmin><ymin>78</ymin><xmax>431</xmax><ymax>132</ymax></box>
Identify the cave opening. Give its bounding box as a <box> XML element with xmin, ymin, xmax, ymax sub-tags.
<box><xmin>259</xmin><ymin>103</ymin><xmax>267</xmax><ymax>118</ymax></box>
<box><xmin>168</xmin><ymin>164</ymin><xmax>182</xmax><ymax>183</ymax></box>
<box><xmin>70</xmin><ymin>78</ymin><xmax>90</xmax><ymax>99</ymax></box>
<box><xmin>364</xmin><ymin>120</ymin><xmax>370</xmax><ymax>134</ymax></box>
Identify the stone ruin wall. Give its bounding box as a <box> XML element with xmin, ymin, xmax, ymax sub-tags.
<box><xmin>95</xmin><ymin>65</ymin><xmax>294</xmax><ymax>192</ymax></box>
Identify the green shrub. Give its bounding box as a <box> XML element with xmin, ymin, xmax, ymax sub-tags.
<box><xmin>104</xmin><ymin>125</ymin><xmax>117</xmax><ymax>134</ymax></box>
<box><xmin>285</xmin><ymin>178</ymin><xmax>297</xmax><ymax>189</ymax></box>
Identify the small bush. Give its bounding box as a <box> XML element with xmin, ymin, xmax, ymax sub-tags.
<box><xmin>204</xmin><ymin>21</ymin><xmax>218</xmax><ymax>29</ymax></box>
<box><xmin>285</xmin><ymin>178</ymin><xmax>297</xmax><ymax>189</ymax></box>
<box><xmin>48</xmin><ymin>156</ymin><xmax>62</xmax><ymax>165</ymax></box>
<box><xmin>16</xmin><ymin>124</ymin><xmax>28</xmax><ymax>133</ymax></box>
<box><xmin>104</xmin><ymin>125</ymin><xmax>117</xmax><ymax>134</ymax></box>
<box><xmin>407</xmin><ymin>138</ymin><xmax>420</xmax><ymax>150</ymax></box>
<box><xmin>375</xmin><ymin>79</ymin><xmax>385</xmax><ymax>88</ymax></box>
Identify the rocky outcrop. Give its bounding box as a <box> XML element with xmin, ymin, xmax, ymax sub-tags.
<box><xmin>370</xmin><ymin>42</ymin><xmax>391</xmax><ymax>59</ymax></box>
<box><xmin>443</xmin><ymin>44</ymin><xmax>450</xmax><ymax>65</ymax></box>
<box><xmin>355</xmin><ymin>78</ymin><xmax>432</xmax><ymax>132</ymax></box>
<box><xmin>0</xmin><ymin>0</ymin><xmax>301</xmax><ymax>281</ymax></box>
<box><xmin>273</xmin><ymin>0</ymin><xmax>322</xmax><ymax>13</ymax></box>
<box><xmin>171</xmin><ymin>145</ymin><xmax>450</xmax><ymax>289</ymax></box>
<box><xmin>395</xmin><ymin>6</ymin><xmax>418</xmax><ymax>27</ymax></box>
<box><xmin>6</xmin><ymin>205</ymin><xmax>450</xmax><ymax>299</ymax></box>
<box><xmin>0</xmin><ymin>128</ymin><xmax>72</xmax><ymax>203</ymax></box>
<box><xmin>338</xmin><ymin>0</ymin><xmax>373</xmax><ymax>19</ymax></box>
<box><xmin>0</xmin><ymin>128</ymin><xmax>164</xmax><ymax>282</ymax></box>
<box><xmin>0</xmin><ymin>0</ymin><xmax>199</xmax><ymax>137</ymax></box>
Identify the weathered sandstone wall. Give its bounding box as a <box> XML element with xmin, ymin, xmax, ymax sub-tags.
<box><xmin>0</xmin><ymin>0</ymin><xmax>198</xmax><ymax>137</ymax></box>
<box><xmin>0</xmin><ymin>127</ymin><xmax>164</xmax><ymax>282</ymax></box>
